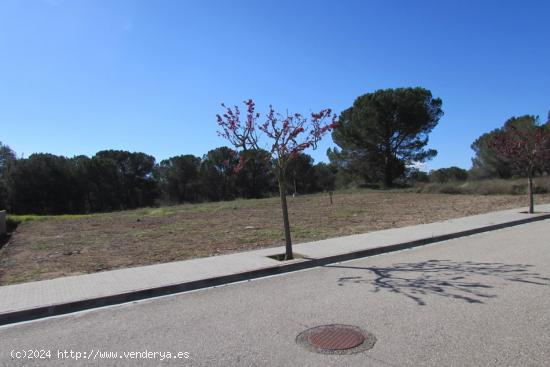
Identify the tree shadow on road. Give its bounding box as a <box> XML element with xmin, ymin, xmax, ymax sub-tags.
<box><xmin>331</xmin><ymin>260</ymin><xmax>550</xmax><ymax>306</ymax></box>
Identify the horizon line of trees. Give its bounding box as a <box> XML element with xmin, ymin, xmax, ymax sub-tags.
<box><xmin>0</xmin><ymin>135</ymin><xmax>546</xmax><ymax>216</ymax></box>
<box><xmin>0</xmin><ymin>87</ymin><xmax>547</xmax><ymax>215</ymax></box>
<box><xmin>0</xmin><ymin>145</ymin><xmax>337</xmax><ymax>215</ymax></box>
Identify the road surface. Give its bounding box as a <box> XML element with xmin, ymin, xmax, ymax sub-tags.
<box><xmin>1</xmin><ymin>219</ymin><xmax>549</xmax><ymax>366</ymax></box>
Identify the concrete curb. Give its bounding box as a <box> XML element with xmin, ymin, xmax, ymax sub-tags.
<box><xmin>2</xmin><ymin>212</ymin><xmax>550</xmax><ymax>326</ymax></box>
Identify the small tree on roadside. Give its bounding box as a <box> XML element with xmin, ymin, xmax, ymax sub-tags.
<box><xmin>314</xmin><ymin>162</ymin><xmax>337</xmax><ymax>204</ymax></box>
<box><xmin>217</xmin><ymin>100</ymin><xmax>337</xmax><ymax>260</ymax></box>
<box><xmin>489</xmin><ymin>116</ymin><xmax>550</xmax><ymax>213</ymax></box>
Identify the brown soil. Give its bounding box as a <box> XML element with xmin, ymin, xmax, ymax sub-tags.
<box><xmin>1</xmin><ymin>190</ymin><xmax>547</xmax><ymax>285</ymax></box>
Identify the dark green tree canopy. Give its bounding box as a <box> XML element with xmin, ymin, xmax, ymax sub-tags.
<box><xmin>200</xmin><ymin>147</ymin><xmax>240</xmax><ymax>201</ymax></box>
<box><xmin>313</xmin><ymin>162</ymin><xmax>337</xmax><ymax>192</ymax></box>
<box><xmin>429</xmin><ymin>166</ymin><xmax>468</xmax><ymax>183</ymax></box>
<box><xmin>94</xmin><ymin>150</ymin><xmax>158</xmax><ymax>209</ymax></box>
<box><xmin>284</xmin><ymin>153</ymin><xmax>317</xmax><ymax>195</ymax></box>
<box><xmin>0</xmin><ymin>142</ymin><xmax>339</xmax><ymax>214</ymax></box>
<box><xmin>7</xmin><ymin>153</ymin><xmax>79</xmax><ymax>214</ymax></box>
<box><xmin>158</xmin><ymin>155</ymin><xmax>202</xmax><ymax>203</ymax></box>
<box><xmin>235</xmin><ymin>149</ymin><xmax>275</xmax><ymax>199</ymax></box>
<box><xmin>332</xmin><ymin>87</ymin><xmax>443</xmax><ymax>187</ymax></box>
<box><xmin>408</xmin><ymin>169</ymin><xmax>430</xmax><ymax>183</ymax></box>
<box><xmin>0</xmin><ymin>142</ymin><xmax>17</xmax><ymax>209</ymax></box>
<box><xmin>470</xmin><ymin>128</ymin><xmax>514</xmax><ymax>179</ymax></box>
<box><xmin>0</xmin><ymin>142</ymin><xmax>16</xmax><ymax>175</ymax></box>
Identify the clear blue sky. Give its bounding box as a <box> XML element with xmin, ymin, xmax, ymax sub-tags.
<box><xmin>1</xmin><ymin>0</ymin><xmax>548</xmax><ymax>170</ymax></box>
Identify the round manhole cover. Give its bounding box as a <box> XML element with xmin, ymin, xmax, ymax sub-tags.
<box><xmin>308</xmin><ymin>325</ymin><xmax>365</xmax><ymax>350</ymax></box>
<box><xmin>296</xmin><ymin>324</ymin><xmax>376</xmax><ymax>355</ymax></box>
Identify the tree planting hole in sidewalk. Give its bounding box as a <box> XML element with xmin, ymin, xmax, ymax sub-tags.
<box><xmin>267</xmin><ymin>253</ymin><xmax>306</xmax><ymax>261</ymax></box>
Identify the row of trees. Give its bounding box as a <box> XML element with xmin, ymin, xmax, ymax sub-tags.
<box><xmin>1</xmin><ymin>86</ymin><xmax>545</xmax><ymax>209</ymax></box>
<box><xmin>1</xmin><ymin>87</ymin><xmax>445</xmax><ymax>218</ymax></box>
<box><xmin>409</xmin><ymin>166</ymin><xmax>469</xmax><ymax>184</ymax></box>
<box><xmin>0</xmin><ymin>145</ymin><xmax>336</xmax><ymax>215</ymax></box>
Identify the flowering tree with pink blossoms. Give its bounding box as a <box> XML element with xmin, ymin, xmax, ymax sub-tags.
<box><xmin>489</xmin><ymin>118</ymin><xmax>550</xmax><ymax>214</ymax></box>
<box><xmin>217</xmin><ymin>99</ymin><xmax>337</xmax><ymax>259</ymax></box>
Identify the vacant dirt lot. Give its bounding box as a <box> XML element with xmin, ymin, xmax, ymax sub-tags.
<box><xmin>1</xmin><ymin>190</ymin><xmax>549</xmax><ymax>285</ymax></box>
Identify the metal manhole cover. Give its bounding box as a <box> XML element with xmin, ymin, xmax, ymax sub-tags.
<box><xmin>296</xmin><ymin>324</ymin><xmax>376</xmax><ymax>355</ymax></box>
<box><xmin>309</xmin><ymin>326</ymin><xmax>365</xmax><ymax>350</ymax></box>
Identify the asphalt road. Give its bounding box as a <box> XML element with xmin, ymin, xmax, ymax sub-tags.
<box><xmin>1</xmin><ymin>220</ymin><xmax>550</xmax><ymax>366</ymax></box>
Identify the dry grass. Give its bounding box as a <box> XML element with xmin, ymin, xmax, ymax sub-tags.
<box><xmin>416</xmin><ymin>176</ymin><xmax>550</xmax><ymax>195</ymax></box>
<box><xmin>1</xmin><ymin>190</ymin><xmax>549</xmax><ymax>285</ymax></box>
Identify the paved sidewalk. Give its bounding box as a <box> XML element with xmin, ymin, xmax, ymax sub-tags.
<box><xmin>1</xmin><ymin>204</ymin><xmax>549</xmax><ymax>325</ymax></box>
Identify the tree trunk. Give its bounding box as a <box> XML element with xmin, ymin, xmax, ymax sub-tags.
<box><xmin>527</xmin><ymin>172</ymin><xmax>534</xmax><ymax>214</ymax></box>
<box><xmin>277</xmin><ymin>175</ymin><xmax>293</xmax><ymax>260</ymax></box>
<box><xmin>383</xmin><ymin>164</ymin><xmax>393</xmax><ymax>188</ymax></box>
<box><xmin>383</xmin><ymin>148</ymin><xmax>394</xmax><ymax>188</ymax></box>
